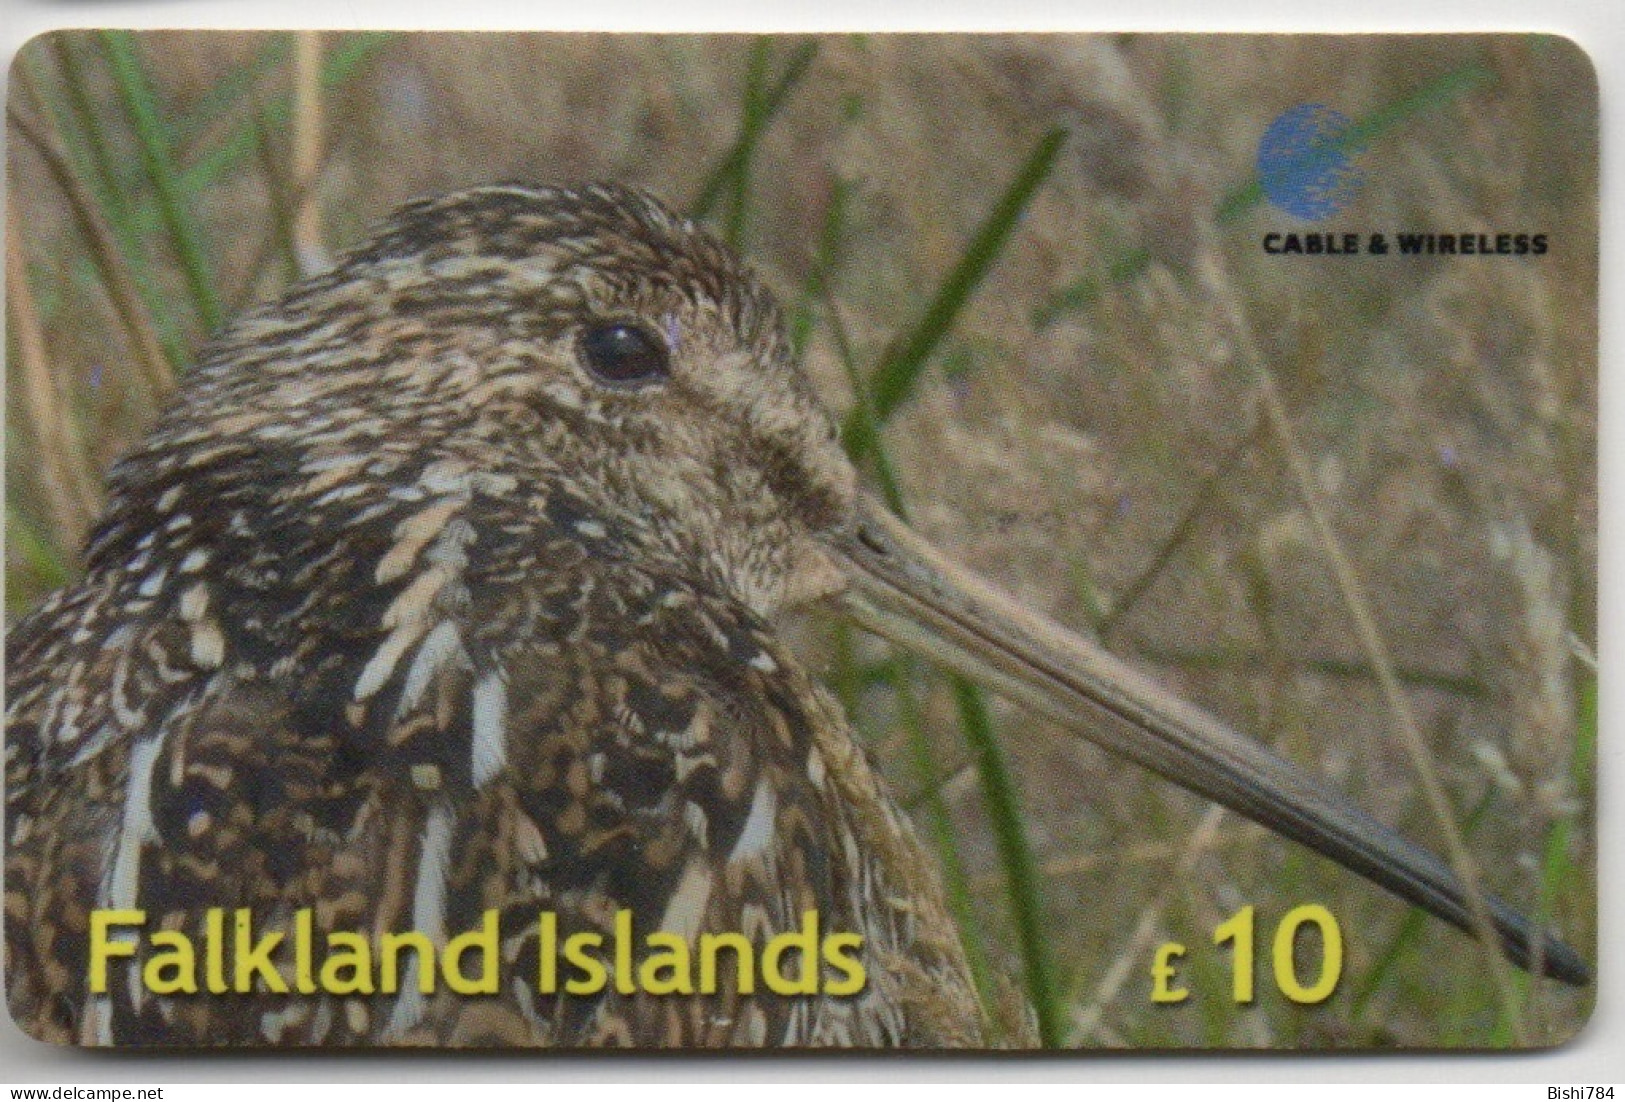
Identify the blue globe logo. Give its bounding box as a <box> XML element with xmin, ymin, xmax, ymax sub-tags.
<box><xmin>1257</xmin><ymin>104</ymin><xmax>1367</xmax><ymax>221</ymax></box>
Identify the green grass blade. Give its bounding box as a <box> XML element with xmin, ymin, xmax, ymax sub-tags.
<box><xmin>99</xmin><ymin>30</ymin><xmax>224</xmax><ymax>333</ymax></box>
<box><xmin>8</xmin><ymin>88</ymin><xmax>182</xmax><ymax>396</ymax></box>
<box><xmin>176</xmin><ymin>32</ymin><xmax>394</xmax><ymax>198</ymax></box>
<box><xmin>950</xmin><ymin>676</ymin><xmax>1060</xmax><ymax>1047</ymax></box>
<box><xmin>688</xmin><ymin>39</ymin><xmax>819</xmax><ymax>224</ymax></box>
<box><xmin>48</xmin><ymin>35</ymin><xmax>137</xmax><ymax>215</ymax></box>
<box><xmin>821</xmin><ymin>284</ymin><xmax>1006</xmax><ymax>1023</ymax></box>
<box><xmin>237</xmin><ymin>106</ymin><xmax>308</xmax><ymax>306</ymax></box>
<box><xmin>827</xmin><ymin>255</ymin><xmax>1056</xmax><ymax>1046</ymax></box>
<box><xmin>844</xmin><ymin>126</ymin><xmax>1068</xmax><ymax>454</ymax></box>
<box><xmin>1515</xmin><ymin>667</ymin><xmax>1596</xmax><ymax>1040</ymax></box>
<box><xmin>823</xmin><ymin>288</ymin><xmax>906</xmax><ymax>518</ymax></box>
<box><xmin>802</xmin><ymin>177</ymin><xmax>1002</xmax><ymax>1005</ymax></box>
<box><xmin>6</xmin><ymin>504</ymin><xmax>74</xmax><ymax>599</ymax></box>
<box><xmin>1032</xmin><ymin>248</ymin><xmax>1154</xmax><ymax>329</ymax></box>
<box><xmin>1350</xmin><ymin>791</ymin><xmax>1493</xmax><ymax>1024</ymax></box>
<box><xmin>890</xmin><ymin>658</ymin><xmax>1000</xmax><ymax>1033</ymax></box>
<box><xmin>789</xmin><ymin>177</ymin><xmax>853</xmax><ymax>355</ymax></box>
<box><xmin>171</xmin><ymin>35</ymin><xmax>292</xmax><ymax>150</ymax></box>
<box><xmin>25</xmin><ymin>39</ymin><xmax>190</xmax><ymax>373</ymax></box>
<box><xmin>720</xmin><ymin>41</ymin><xmax>771</xmax><ymax>249</ymax></box>
<box><xmin>1098</xmin><ymin>424</ymin><xmax>1261</xmax><ymax>639</ymax></box>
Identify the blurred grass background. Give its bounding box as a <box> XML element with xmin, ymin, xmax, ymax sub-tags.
<box><xmin>4</xmin><ymin>31</ymin><xmax>1597</xmax><ymax>1049</ymax></box>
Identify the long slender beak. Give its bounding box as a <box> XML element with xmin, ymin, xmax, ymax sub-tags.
<box><xmin>827</xmin><ymin>491</ymin><xmax>1590</xmax><ymax>987</ymax></box>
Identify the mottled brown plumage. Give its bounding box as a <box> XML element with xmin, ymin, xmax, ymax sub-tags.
<box><xmin>6</xmin><ymin>184</ymin><xmax>983</xmax><ymax>1047</ymax></box>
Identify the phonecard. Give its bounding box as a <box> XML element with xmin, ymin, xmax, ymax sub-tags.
<box><xmin>4</xmin><ymin>31</ymin><xmax>1597</xmax><ymax>1051</ymax></box>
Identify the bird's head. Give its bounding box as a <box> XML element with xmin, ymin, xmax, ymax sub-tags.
<box><xmin>159</xmin><ymin>183</ymin><xmax>854</xmax><ymax>620</ymax></box>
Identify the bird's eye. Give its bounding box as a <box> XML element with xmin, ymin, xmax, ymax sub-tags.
<box><xmin>578</xmin><ymin>322</ymin><xmax>671</xmax><ymax>388</ymax></box>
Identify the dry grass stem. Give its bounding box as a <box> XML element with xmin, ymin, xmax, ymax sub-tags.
<box><xmin>1202</xmin><ymin>255</ymin><xmax>1526</xmax><ymax>1042</ymax></box>
<box><xmin>6</xmin><ymin>204</ymin><xmax>101</xmax><ymax>544</ymax></box>
<box><xmin>292</xmin><ymin>31</ymin><xmax>329</xmax><ymax>275</ymax></box>
<box><xmin>1068</xmin><ymin>803</ymin><xmax>1229</xmax><ymax>1045</ymax></box>
<box><xmin>8</xmin><ymin>101</ymin><xmax>174</xmax><ymax>402</ymax></box>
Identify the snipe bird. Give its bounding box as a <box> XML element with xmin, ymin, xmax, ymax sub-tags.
<box><xmin>5</xmin><ymin>184</ymin><xmax>1588</xmax><ymax>1048</ymax></box>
